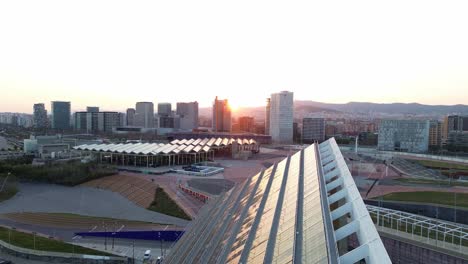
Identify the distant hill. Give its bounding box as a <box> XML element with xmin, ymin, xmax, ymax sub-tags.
<box><xmin>199</xmin><ymin>104</ymin><xmax>336</xmax><ymax>119</ymax></box>
<box><xmin>199</xmin><ymin>101</ymin><xmax>468</xmax><ymax>118</ymax></box>
<box><xmin>295</xmin><ymin>101</ymin><xmax>468</xmax><ymax>115</ymax></box>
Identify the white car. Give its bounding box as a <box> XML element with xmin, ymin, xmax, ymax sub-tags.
<box><xmin>143</xmin><ymin>250</ymin><xmax>151</xmax><ymax>260</ymax></box>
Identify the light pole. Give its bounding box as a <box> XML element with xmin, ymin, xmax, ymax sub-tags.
<box><xmin>132</xmin><ymin>241</ymin><xmax>135</xmax><ymax>264</ymax></box>
<box><xmin>33</xmin><ymin>232</ymin><xmax>36</xmax><ymax>250</ymax></box>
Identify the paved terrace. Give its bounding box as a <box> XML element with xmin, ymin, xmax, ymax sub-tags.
<box><xmin>0</xmin><ymin>183</ymin><xmax>189</xmax><ymax>227</ymax></box>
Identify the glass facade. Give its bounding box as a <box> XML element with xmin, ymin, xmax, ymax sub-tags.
<box><xmin>164</xmin><ymin>143</ymin><xmax>331</xmax><ymax>264</ymax></box>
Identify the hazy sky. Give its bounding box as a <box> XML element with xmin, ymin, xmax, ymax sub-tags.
<box><xmin>1</xmin><ymin>0</ymin><xmax>468</xmax><ymax>113</ymax></box>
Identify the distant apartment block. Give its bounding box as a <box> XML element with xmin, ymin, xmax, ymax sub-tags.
<box><xmin>159</xmin><ymin>115</ymin><xmax>180</xmax><ymax>129</ymax></box>
<box><xmin>212</xmin><ymin>96</ymin><xmax>231</xmax><ymax>132</ymax></box>
<box><xmin>33</xmin><ymin>103</ymin><xmax>48</xmax><ymax>129</ymax></box>
<box><xmin>135</xmin><ymin>102</ymin><xmax>155</xmax><ymax>128</ymax></box>
<box><xmin>176</xmin><ymin>102</ymin><xmax>198</xmax><ymax>130</ymax></box>
<box><xmin>302</xmin><ymin>117</ymin><xmax>325</xmax><ymax>143</ymax></box>
<box><xmin>442</xmin><ymin>115</ymin><xmax>468</xmax><ymax>144</ymax></box>
<box><xmin>51</xmin><ymin>101</ymin><xmax>71</xmax><ymax>130</ymax></box>
<box><xmin>269</xmin><ymin>91</ymin><xmax>293</xmax><ymax>143</ymax></box>
<box><xmin>75</xmin><ymin>111</ymin><xmax>121</xmax><ymax>133</ymax></box>
<box><xmin>378</xmin><ymin>119</ymin><xmax>430</xmax><ymax>153</ymax></box>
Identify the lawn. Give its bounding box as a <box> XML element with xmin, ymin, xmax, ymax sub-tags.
<box><xmin>395</xmin><ymin>177</ymin><xmax>468</xmax><ymax>187</ymax></box>
<box><xmin>376</xmin><ymin>191</ymin><xmax>468</xmax><ymax>209</ymax></box>
<box><xmin>414</xmin><ymin>160</ymin><xmax>468</xmax><ymax>171</ymax></box>
<box><xmin>147</xmin><ymin>187</ymin><xmax>191</xmax><ymax>220</ymax></box>
<box><xmin>0</xmin><ymin>226</ymin><xmax>113</xmax><ymax>255</ymax></box>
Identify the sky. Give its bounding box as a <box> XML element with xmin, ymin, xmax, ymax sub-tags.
<box><xmin>1</xmin><ymin>0</ymin><xmax>468</xmax><ymax>113</ymax></box>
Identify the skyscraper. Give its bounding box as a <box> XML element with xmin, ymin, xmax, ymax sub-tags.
<box><xmin>176</xmin><ymin>102</ymin><xmax>199</xmax><ymax>130</ymax></box>
<box><xmin>51</xmin><ymin>101</ymin><xmax>71</xmax><ymax>130</ymax></box>
<box><xmin>269</xmin><ymin>91</ymin><xmax>293</xmax><ymax>143</ymax></box>
<box><xmin>302</xmin><ymin>117</ymin><xmax>325</xmax><ymax>143</ymax></box>
<box><xmin>265</xmin><ymin>98</ymin><xmax>270</xmax><ymax>135</ymax></box>
<box><xmin>158</xmin><ymin>103</ymin><xmax>172</xmax><ymax>116</ymax></box>
<box><xmin>135</xmin><ymin>102</ymin><xmax>155</xmax><ymax>128</ymax></box>
<box><xmin>212</xmin><ymin>97</ymin><xmax>231</xmax><ymax>132</ymax></box>
<box><xmin>126</xmin><ymin>108</ymin><xmax>135</xmax><ymax>126</ymax></box>
<box><xmin>33</xmin><ymin>103</ymin><xmax>48</xmax><ymax>129</ymax></box>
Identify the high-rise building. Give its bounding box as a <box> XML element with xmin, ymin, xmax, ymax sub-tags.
<box><xmin>176</xmin><ymin>102</ymin><xmax>199</xmax><ymax>130</ymax></box>
<box><xmin>135</xmin><ymin>102</ymin><xmax>155</xmax><ymax>128</ymax></box>
<box><xmin>302</xmin><ymin>117</ymin><xmax>325</xmax><ymax>143</ymax></box>
<box><xmin>126</xmin><ymin>108</ymin><xmax>135</xmax><ymax>126</ymax></box>
<box><xmin>74</xmin><ymin>111</ymin><xmax>121</xmax><ymax>133</ymax></box>
<box><xmin>51</xmin><ymin>101</ymin><xmax>71</xmax><ymax>130</ymax></box>
<box><xmin>442</xmin><ymin>115</ymin><xmax>468</xmax><ymax>144</ymax></box>
<box><xmin>33</xmin><ymin>103</ymin><xmax>48</xmax><ymax>129</ymax></box>
<box><xmin>378</xmin><ymin>119</ymin><xmax>430</xmax><ymax>153</ymax></box>
<box><xmin>158</xmin><ymin>103</ymin><xmax>172</xmax><ymax>116</ymax></box>
<box><xmin>86</xmin><ymin>106</ymin><xmax>99</xmax><ymax>113</ymax></box>
<box><xmin>429</xmin><ymin>120</ymin><xmax>442</xmax><ymax>148</ymax></box>
<box><xmin>164</xmin><ymin>138</ymin><xmax>390</xmax><ymax>264</ymax></box>
<box><xmin>238</xmin><ymin>116</ymin><xmax>255</xmax><ymax>133</ymax></box>
<box><xmin>212</xmin><ymin>97</ymin><xmax>231</xmax><ymax>132</ymax></box>
<box><xmin>265</xmin><ymin>98</ymin><xmax>270</xmax><ymax>135</ymax></box>
<box><xmin>269</xmin><ymin>91</ymin><xmax>293</xmax><ymax>143</ymax></box>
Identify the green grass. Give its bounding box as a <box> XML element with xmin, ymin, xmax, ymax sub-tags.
<box><xmin>413</xmin><ymin>160</ymin><xmax>468</xmax><ymax>171</ymax></box>
<box><xmin>28</xmin><ymin>212</ymin><xmax>154</xmax><ymax>223</ymax></box>
<box><xmin>395</xmin><ymin>177</ymin><xmax>468</xmax><ymax>187</ymax></box>
<box><xmin>375</xmin><ymin>191</ymin><xmax>468</xmax><ymax>209</ymax></box>
<box><xmin>148</xmin><ymin>187</ymin><xmax>191</xmax><ymax>220</ymax></box>
<box><xmin>0</xmin><ymin>226</ymin><xmax>113</xmax><ymax>255</ymax></box>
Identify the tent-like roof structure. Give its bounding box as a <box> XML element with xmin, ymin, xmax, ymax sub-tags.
<box><xmin>73</xmin><ymin>137</ymin><xmax>258</xmax><ymax>155</ymax></box>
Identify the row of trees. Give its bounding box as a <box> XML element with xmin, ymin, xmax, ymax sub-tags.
<box><xmin>0</xmin><ymin>157</ymin><xmax>116</xmax><ymax>186</ymax></box>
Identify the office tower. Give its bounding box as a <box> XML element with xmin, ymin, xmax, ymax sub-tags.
<box><xmin>164</xmin><ymin>138</ymin><xmax>390</xmax><ymax>264</ymax></box>
<box><xmin>378</xmin><ymin>119</ymin><xmax>430</xmax><ymax>153</ymax></box>
<box><xmin>33</xmin><ymin>103</ymin><xmax>48</xmax><ymax>129</ymax></box>
<box><xmin>176</xmin><ymin>102</ymin><xmax>199</xmax><ymax>130</ymax></box>
<box><xmin>86</xmin><ymin>106</ymin><xmax>99</xmax><ymax>113</ymax></box>
<box><xmin>74</xmin><ymin>111</ymin><xmax>121</xmax><ymax>133</ymax></box>
<box><xmin>135</xmin><ymin>102</ymin><xmax>155</xmax><ymax>128</ymax></box>
<box><xmin>269</xmin><ymin>91</ymin><xmax>294</xmax><ymax>143</ymax></box>
<box><xmin>238</xmin><ymin>116</ymin><xmax>255</xmax><ymax>133</ymax></box>
<box><xmin>51</xmin><ymin>101</ymin><xmax>71</xmax><ymax>130</ymax></box>
<box><xmin>212</xmin><ymin>96</ymin><xmax>231</xmax><ymax>132</ymax></box>
<box><xmin>302</xmin><ymin>117</ymin><xmax>325</xmax><ymax>143</ymax></box>
<box><xmin>126</xmin><ymin>108</ymin><xmax>136</xmax><ymax>126</ymax></box>
<box><xmin>265</xmin><ymin>98</ymin><xmax>270</xmax><ymax>135</ymax></box>
<box><xmin>158</xmin><ymin>103</ymin><xmax>172</xmax><ymax>116</ymax></box>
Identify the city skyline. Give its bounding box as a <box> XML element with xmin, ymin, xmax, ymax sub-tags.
<box><xmin>2</xmin><ymin>1</ymin><xmax>468</xmax><ymax>113</ymax></box>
